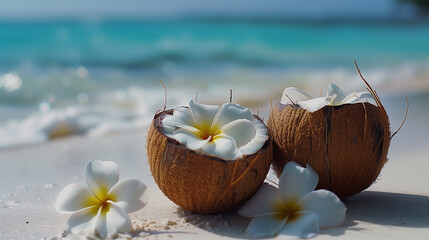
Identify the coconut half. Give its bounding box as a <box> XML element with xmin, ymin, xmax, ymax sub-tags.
<box><xmin>147</xmin><ymin>101</ymin><xmax>272</xmax><ymax>214</ymax></box>
<box><xmin>268</xmin><ymin>83</ymin><xmax>390</xmax><ymax>199</ymax></box>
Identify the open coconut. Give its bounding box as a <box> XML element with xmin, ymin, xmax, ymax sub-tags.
<box><xmin>147</xmin><ymin>100</ymin><xmax>272</xmax><ymax>214</ymax></box>
<box><xmin>267</xmin><ymin>81</ymin><xmax>391</xmax><ymax>200</ymax></box>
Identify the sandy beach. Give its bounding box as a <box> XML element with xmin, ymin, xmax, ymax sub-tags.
<box><xmin>0</xmin><ymin>90</ymin><xmax>428</xmax><ymax>240</ymax></box>
<box><xmin>2</xmin><ymin>1</ymin><xmax>429</xmax><ymax>238</ymax></box>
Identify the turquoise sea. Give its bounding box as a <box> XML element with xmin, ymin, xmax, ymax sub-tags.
<box><xmin>0</xmin><ymin>19</ymin><xmax>428</xmax><ymax>148</ymax></box>
<box><xmin>2</xmin><ymin>20</ymin><xmax>429</xmax><ymax>69</ymax></box>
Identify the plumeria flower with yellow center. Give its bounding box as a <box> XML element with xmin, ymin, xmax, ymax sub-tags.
<box><xmin>238</xmin><ymin>162</ymin><xmax>346</xmax><ymax>238</ymax></box>
<box><xmin>55</xmin><ymin>160</ymin><xmax>149</xmax><ymax>238</ymax></box>
<box><xmin>161</xmin><ymin>100</ymin><xmax>268</xmax><ymax>160</ymax></box>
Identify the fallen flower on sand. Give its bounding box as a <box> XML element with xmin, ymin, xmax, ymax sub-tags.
<box><xmin>161</xmin><ymin>100</ymin><xmax>268</xmax><ymax>160</ymax></box>
<box><xmin>55</xmin><ymin>160</ymin><xmax>149</xmax><ymax>238</ymax></box>
<box><xmin>238</xmin><ymin>162</ymin><xmax>346</xmax><ymax>238</ymax></box>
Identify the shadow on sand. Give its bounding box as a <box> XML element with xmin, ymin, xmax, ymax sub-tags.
<box><xmin>176</xmin><ymin>207</ymin><xmax>252</xmax><ymax>239</ymax></box>
<box><xmin>179</xmin><ymin>190</ymin><xmax>429</xmax><ymax>238</ymax></box>
<box><xmin>345</xmin><ymin>190</ymin><xmax>429</xmax><ymax>228</ymax></box>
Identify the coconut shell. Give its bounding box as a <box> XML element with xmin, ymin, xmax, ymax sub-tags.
<box><xmin>147</xmin><ymin>109</ymin><xmax>273</xmax><ymax>214</ymax></box>
<box><xmin>267</xmin><ymin>102</ymin><xmax>390</xmax><ymax>200</ymax></box>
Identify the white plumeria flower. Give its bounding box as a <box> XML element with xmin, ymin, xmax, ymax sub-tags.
<box><xmin>161</xmin><ymin>100</ymin><xmax>268</xmax><ymax>160</ymax></box>
<box><xmin>238</xmin><ymin>162</ymin><xmax>346</xmax><ymax>238</ymax></box>
<box><xmin>281</xmin><ymin>83</ymin><xmax>376</xmax><ymax>113</ymax></box>
<box><xmin>55</xmin><ymin>160</ymin><xmax>149</xmax><ymax>238</ymax></box>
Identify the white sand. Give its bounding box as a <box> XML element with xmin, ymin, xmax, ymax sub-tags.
<box><xmin>1</xmin><ymin>93</ymin><xmax>428</xmax><ymax>239</ymax></box>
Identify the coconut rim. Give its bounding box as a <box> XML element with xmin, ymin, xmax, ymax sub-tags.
<box><xmin>153</xmin><ymin>108</ymin><xmax>272</xmax><ymax>164</ymax></box>
<box><xmin>272</xmin><ymin>101</ymin><xmax>391</xmax><ymax>138</ymax></box>
<box><xmin>274</xmin><ymin>101</ymin><xmax>384</xmax><ymax>114</ymax></box>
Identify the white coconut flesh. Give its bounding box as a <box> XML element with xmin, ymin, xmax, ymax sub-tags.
<box><xmin>280</xmin><ymin>83</ymin><xmax>377</xmax><ymax>113</ymax></box>
<box><xmin>161</xmin><ymin>100</ymin><xmax>268</xmax><ymax>160</ymax></box>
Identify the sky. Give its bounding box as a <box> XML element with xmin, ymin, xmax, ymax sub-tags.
<box><xmin>0</xmin><ymin>0</ymin><xmax>406</xmax><ymax>20</ymax></box>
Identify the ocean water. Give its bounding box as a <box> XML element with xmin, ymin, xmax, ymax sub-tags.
<box><xmin>0</xmin><ymin>19</ymin><xmax>428</xmax><ymax>149</ymax></box>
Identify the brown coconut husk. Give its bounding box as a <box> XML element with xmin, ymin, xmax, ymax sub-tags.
<box><xmin>147</xmin><ymin>109</ymin><xmax>273</xmax><ymax>214</ymax></box>
<box><xmin>267</xmin><ymin>68</ymin><xmax>394</xmax><ymax>200</ymax></box>
<box><xmin>268</xmin><ymin>102</ymin><xmax>390</xmax><ymax>200</ymax></box>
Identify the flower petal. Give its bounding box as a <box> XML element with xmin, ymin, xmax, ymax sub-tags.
<box><xmin>161</xmin><ymin>123</ymin><xmax>176</xmax><ymax>136</ymax></box>
<box><xmin>298</xmin><ymin>97</ymin><xmax>329</xmax><ymax>113</ymax></box>
<box><xmin>327</xmin><ymin>83</ymin><xmax>346</xmax><ymax>105</ymax></box>
<box><xmin>341</xmin><ymin>92</ymin><xmax>376</xmax><ymax>105</ymax></box>
<box><xmin>237</xmin><ymin>118</ymin><xmax>268</xmax><ymax>157</ymax></box>
<box><xmin>66</xmin><ymin>206</ymin><xmax>100</xmax><ymax>236</ymax></box>
<box><xmin>245</xmin><ymin>215</ymin><xmax>287</xmax><ymax>237</ymax></box>
<box><xmin>298</xmin><ymin>189</ymin><xmax>346</xmax><ymax>228</ymax></box>
<box><xmin>238</xmin><ymin>183</ymin><xmax>283</xmax><ymax>217</ymax></box>
<box><xmin>236</xmin><ymin>139</ymin><xmax>265</xmax><ymax>158</ymax></box>
<box><xmin>279</xmin><ymin>211</ymin><xmax>319</xmax><ymax>238</ymax></box>
<box><xmin>171</xmin><ymin>106</ymin><xmax>196</xmax><ymax>126</ymax></box>
<box><xmin>280</xmin><ymin>87</ymin><xmax>313</xmax><ymax>105</ymax></box>
<box><xmin>189</xmin><ymin>100</ymin><xmax>219</xmax><ymax>132</ymax></box>
<box><xmin>279</xmin><ymin>162</ymin><xmax>318</xmax><ymax>203</ymax></box>
<box><xmin>95</xmin><ymin>201</ymin><xmax>132</xmax><ymax>238</ymax></box>
<box><xmin>161</xmin><ymin>107</ymin><xmax>197</xmax><ymax>135</ymax></box>
<box><xmin>108</xmin><ymin>179</ymin><xmax>149</xmax><ymax>213</ymax></box>
<box><xmin>201</xmin><ymin>134</ymin><xmax>237</xmax><ymax>160</ymax></box>
<box><xmin>55</xmin><ymin>183</ymin><xmax>99</xmax><ymax>214</ymax></box>
<box><xmin>85</xmin><ymin>160</ymin><xmax>119</xmax><ymax>201</ymax></box>
<box><xmin>221</xmin><ymin>119</ymin><xmax>255</xmax><ymax>148</ymax></box>
<box><xmin>173</xmin><ymin>128</ymin><xmax>210</xmax><ymax>150</ymax></box>
<box><xmin>212</xmin><ymin>102</ymin><xmax>253</xmax><ymax>128</ymax></box>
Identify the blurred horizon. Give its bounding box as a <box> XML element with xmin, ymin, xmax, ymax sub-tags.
<box><xmin>0</xmin><ymin>0</ymin><xmax>425</xmax><ymax>21</ymax></box>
